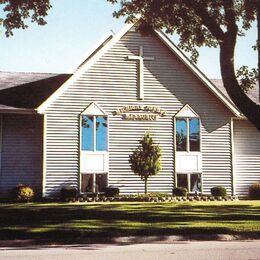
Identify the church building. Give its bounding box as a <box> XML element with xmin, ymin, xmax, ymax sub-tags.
<box><xmin>0</xmin><ymin>21</ymin><xmax>259</xmax><ymax>197</ymax></box>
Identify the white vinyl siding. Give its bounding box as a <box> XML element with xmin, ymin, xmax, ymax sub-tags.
<box><xmin>43</xmin><ymin>29</ymin><xmax>233</xmax><ymax>196</ymax></box>
<box><xmin>233</xmin><ymin>120</ymin><xmax>260</xmax><ymax>197</ymax></box>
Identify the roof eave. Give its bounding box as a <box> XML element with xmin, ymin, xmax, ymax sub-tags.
<box><xmin>0</xmin><ymin>107</ymin><xmax>36</xmax><ymax>114</ymax></box>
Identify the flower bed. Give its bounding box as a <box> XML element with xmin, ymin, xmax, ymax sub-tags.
<box><xmin>62</xmin><ymin>194</ymin><xmax>239</xmax><ymax>203</ymax></box>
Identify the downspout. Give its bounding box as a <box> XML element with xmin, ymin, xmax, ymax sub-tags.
<box><xmin>42</xmin><ymin>113</ymin><xmax>46</xmax><ymax>197</ymax></box>
<box><xmin>230</xmin><ymin>117</ymin><xmax>236</xmax><ymax>196</ymax></box>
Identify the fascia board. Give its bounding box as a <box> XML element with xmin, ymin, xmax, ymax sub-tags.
<box><xmin>71</xmin><ymin>32</ymin><xmax>114</xmax><ymax>73</ymax></box>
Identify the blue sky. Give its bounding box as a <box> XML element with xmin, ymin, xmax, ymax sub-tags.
<box><xmin>0</xmin><ymin>0</ymin><xmax>257</xmax><ymax>79</ymax></box>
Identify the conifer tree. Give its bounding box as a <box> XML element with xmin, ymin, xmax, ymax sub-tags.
<box><xmin>129</xmin><ymin>133</ymin><xmax>162</xmax><ymax>194</ymax></box>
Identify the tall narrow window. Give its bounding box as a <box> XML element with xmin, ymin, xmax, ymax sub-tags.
<box><xmin>176</xmin><ymin>118</ymin><xmax>200</xmax><ymax>152</ymax></box>
<box><xmin>176</xmin><ymin>119</ymin><xmax>187</xmax><ymax>151</ymax></box>
<box><xmin>189</xmin><ymin>118</ymin><xmax>200</xmax><ymax>151</ymax></box>
<box><xmin>96</xmin><ymin>116</ymin><xmax>108</xmax><ymax>151</ymax></box>
<box><xmin>81</xmin><ymin>115</ymin><xmax>108</xmax><ymax>152</ymax></box>
<box><xmin>82</xmin><ymin>115</ymin><xmax>94</xmax><ymax>151</ymax></box>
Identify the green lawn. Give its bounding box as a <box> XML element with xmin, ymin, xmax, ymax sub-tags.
<box><xmin>0</xmin><ymin>201</ymin><xmax>259</xmax><ymax>244</ymax></box>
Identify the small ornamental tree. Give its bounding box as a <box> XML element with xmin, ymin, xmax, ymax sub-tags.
<box><xmin>129</xmin><ymin>133</ymin><xmax>162</xmax><ymax>194</ymax></box>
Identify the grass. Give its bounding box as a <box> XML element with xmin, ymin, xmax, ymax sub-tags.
<box><xmin>0</xmin><ymin>201</ymin><xmax>259</xmax><ymax>244</ymax></box>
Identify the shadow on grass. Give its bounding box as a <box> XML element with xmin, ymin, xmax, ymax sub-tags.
<box><xmin>0</xmin><ymin>202</ymin><xmax>259</xmax><ymax>246</ymax></box>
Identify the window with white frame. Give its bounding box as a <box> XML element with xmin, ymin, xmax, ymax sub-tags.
<box><xmin>175</xmin><ymin>105</ymin><xmax>202</xmax><ymax>193</ymax></box>
<box><xmin>176</xmin><ymin>118</ymin><xmax>200</xmax><ymax>152</ymax></box>
<box><xmin>81</xmin><ymin>173</ymin><xmax>107</xmax><ymax>193</ymax></box>
<box><xmin>81</xmin><ymin>115</ymin><xmax>108</xmax><ymax>152</ymax></box>
<box><xmin>177</xmin><ymin>173</ymin><xmax>201</xmax><ymax>193</ymax></box>
<box><xmin>80</xmin><ymin>103</ymin><xmax>108</xmax><ymax>193</ymax></box>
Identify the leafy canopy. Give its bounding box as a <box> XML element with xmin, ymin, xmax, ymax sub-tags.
<box><xmin>0</xmin><ymin>0</ymin><xmax>51</xmax><ymax>37</ymax></box>
<box><xmin>108</xmin><ymin>0</ymin><xmax>257</xmax><ymax>86</ymax></box>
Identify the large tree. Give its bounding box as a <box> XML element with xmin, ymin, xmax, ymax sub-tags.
<box><xmin>0</xmin><ymin>0</ymin><xmax>51</xmax><ymax>37</ymax></box>
<box><xmin>108</xmin><ymin>0</ymin><xmax>260</xmax><ymax>131</ymax></box>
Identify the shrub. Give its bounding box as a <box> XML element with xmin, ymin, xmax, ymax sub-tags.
<box><xmin>211</xmin><ymin>186</ymin><xmax>227</xmax><ymax>197</ymax></box>
<box><xmin>11</xmin><ymin>184</ymin><xmax>34</xmax><ymax>202</ymax></box>
<box><xmin>60</xmin><ymin>186</ymin><xmax>78</xmax><ymax>200</ymax></box>
<box><xmin>172</xmin><ymin>187</ymin><xmax>188</xmax><ymax>197</ymax></box>
<box><xmin>102</xmin><ymin>187</ymin><xmax>120</xmax><ymax>197</ymax></box>
<box><xmin>249</xmin><ymin>183</ymin><xmax>260</xmax><ymax>200</ymax></box>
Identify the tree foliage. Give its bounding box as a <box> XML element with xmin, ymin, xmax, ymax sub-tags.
<box><xmin>0</xmin><ymin>0</ymin><xmax>51</xmax><ymax>37</ymax></box>
<box><xmin>108</xmin><ymin>0</ymin><xmax>260</xmax><ymax>131</ymax></box>
<box><xmin>129</xmin><ymin>133</ymin><xmax>162</xmax><ymax>194</ymax></box>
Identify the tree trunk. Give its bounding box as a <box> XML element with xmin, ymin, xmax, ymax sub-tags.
<box><xmin>219</xmin><ymin>32</ymin><xmax>260</xmax><ymax>131</ymax></box>
<box><xmin>144</xmin><ymin>176</ymin><xmax>148</xmax><ymax>194</ymax></box>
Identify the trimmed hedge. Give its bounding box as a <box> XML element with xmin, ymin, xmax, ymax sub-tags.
<box><xmin>249</xmin><ymin>183</ymin><xmax>260</xmax><ymax>200</ymax></box>
<box><xmin>102</xmin><ymin>187</ymin><xmax>120</xmax><ymax>197</ymax></box>
<box><xmin>211</xmin><ymin>186</ymin><xmax>227</xmax><ymax>197</ymax></box>
<box><xmin>11</xmin><ymin>184</ymin><xmax>34</xmax><ymax>202</ymax></box>
<box><xmin>60</xmin><ymin>186</ymin><xmax>78</xmax><ymax>200</ymax></box>
<box><xmin>172</xmin><ymin>187</ymin><xmax>188</xmax><ymax>197</ymax></box>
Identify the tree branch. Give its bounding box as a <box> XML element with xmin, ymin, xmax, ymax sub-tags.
<box><xmin>183</xmin><ymin>0</ymin><xmax>225</xmax><ymax>42</ymax></box>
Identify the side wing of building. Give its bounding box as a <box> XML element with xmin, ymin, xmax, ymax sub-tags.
<box><xmin>233</xmin><ymin>120</ymin><xmax>260</xmax><ymax>196</ymax></box>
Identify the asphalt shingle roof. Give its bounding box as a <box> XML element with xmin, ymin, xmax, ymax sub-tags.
<box><xmin>0</xmin><ymin>71</ymin><xmax>71</xmax><ymax>109</ymax></box>
<box><xmin>211</xmin><ymin>79</ymin><xmax>259</xmax><ymax>105</ymax></box>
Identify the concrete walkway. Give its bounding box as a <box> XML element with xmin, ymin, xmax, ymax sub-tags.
<box><xmin>0</xmin><ymin>240</ymin><xmax>260</xmax><ymax>260</ymax></box>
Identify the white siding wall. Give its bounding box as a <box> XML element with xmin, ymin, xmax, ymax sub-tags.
<box><xmin>234</xmin><ymin>120</ymin><xmax>260</xmax><ymax>196</ymax></box>
<box><xmin>0</xmin><ymin>114</ymin><xmax>43</xmax><ymax>197</ymax></box>
<box><xmin>44</xmin><ymin>29</ymin><xmax>233</xmax><ymax>196</ymax></box>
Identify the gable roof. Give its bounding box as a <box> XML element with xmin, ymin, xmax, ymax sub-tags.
<box><xmin>36</xmin><ymin>22</ymin><xmax>242</xmax><ymax>117</ymax></box>
<box><xmin>1</xmin><ymin>22</ymin><xmax>256</xmax><ymax>117</ymax></box>
<box><xmin>0</xmin><ymin>72</ymin><xmax>71</xmax><ymax>110</ymax></box>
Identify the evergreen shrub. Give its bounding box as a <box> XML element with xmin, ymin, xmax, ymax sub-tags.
<box><xmin>103</xmin><ymin>187</ymin><xmax>120</xmax><ymax>197</ymax></box>
<box><xmin>172</xmin><ymin>187</ymin><xmax>188</xmax><ymax>197</ymax></box>
<box><xmin>129</xmin><ymin>133</ymin><xmax>161</xmax><ymax>194</ymax></box>
<box><xmin>60</xmin><ymin>186</ymin><xmax>78</xmax><ymax>200</ymax></box>
<box><xmin>211</xmin><ymin>186</ymin><xmax>227</xmax><ymax>197</ymax></box>
<box><xmin>248</xmin><ymin>183</ymin><xmax>260</xmax><ymax>200</ymax></box>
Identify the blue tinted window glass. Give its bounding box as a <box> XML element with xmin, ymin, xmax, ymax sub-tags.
<box><xmin>176</xmin><ymin>119</ymin><xmax>187</xmax><ymax>151</ymax></box>
<box><xmin>189</xmin><ymin>118</ymin><xmax>200</xmax><ymax>151</ymax></box>
<box><xmin>82</xmin><ymin>115</ymin><xmax>94</xmax><ymax>151</ymax></box>
<box><xmin>96</xmin><ymin>116</ymin><xmax>108</xmax><ymax>151</ymax></box>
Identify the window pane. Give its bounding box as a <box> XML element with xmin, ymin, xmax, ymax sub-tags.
<box><xmin>96</xmin><ymin>116</ymin><xmax>108</xmax><ymax>151</ymax></box>
<box><xmin>177</xmin><ymin>174</ymin><xmax>188</xmax><ymax>189</ymax></box>
<box><xmin>82</xmin><ymin>115</ymin><xmax>94</xmax><ymax>151</ymax></box>
<box><xmin>81</xmin><ymin>174</ymin><xmax>94</xmax><ymax>192</ymax></box>
<box><xmin>176</xmin><ymin>119</ymin><xmax>187</xmax><ymax>151</ymax></box>
<box><xmin>190</xmin><ymin>174</ymin><xmax>201</xmax><ymax>192</ymax></box>
<box><xmin>189</xmin><ymin>118</ymin><xmax>200</xmax><ymax>151</ymax></box>
<box><xmin>96</xmin><ymin>173</ymin><xmax>107</xmax><ymax>192</ymax></box>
